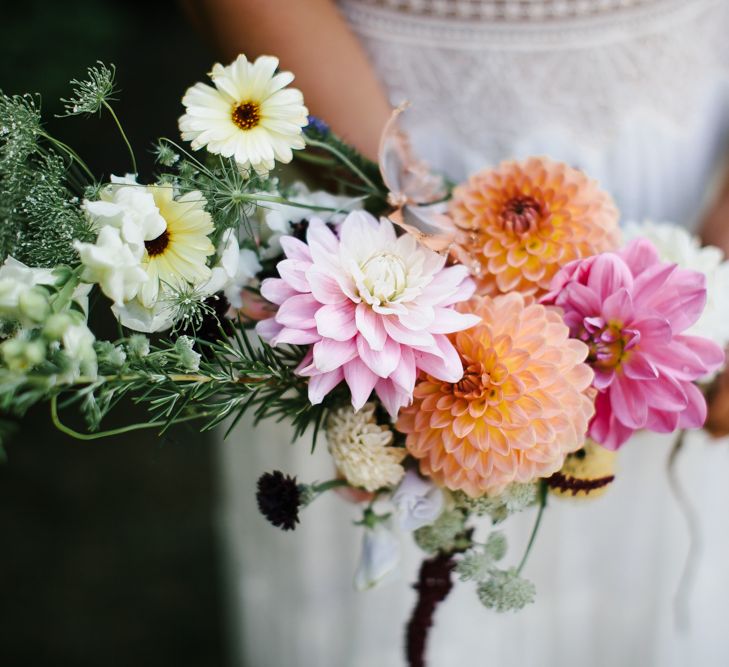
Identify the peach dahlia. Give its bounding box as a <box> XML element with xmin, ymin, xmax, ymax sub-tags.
<box><xmin>396</xmin><ymin>293</ymin><xmax>595</xmax><ymax>497</ymax></box>
<box><xmin>449</xmin><ymin>157</ymin><xmax>620</xmax><ymax>298</ymax></box>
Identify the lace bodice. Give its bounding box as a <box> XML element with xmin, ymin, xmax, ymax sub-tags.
<box><xmin>339</xmin><ymin>0</ymin><xmax>729</xmax><ymax>225</ymax></box>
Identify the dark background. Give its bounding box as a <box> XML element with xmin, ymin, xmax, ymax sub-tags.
<box><xmin>0</xmin><ymin>2</ymin><xmax>228</xmax><ymax>665</ymax></box>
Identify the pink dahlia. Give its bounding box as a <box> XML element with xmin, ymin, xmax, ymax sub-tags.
<box><xmin>542</xmin><ymin>239</ymin><xmax>725</xmax><ymax>450</ymax></box>
<box><xmin>256</xmin><ymin>211</ymin><xmax>480</xmax><ymax>416</ymax></box>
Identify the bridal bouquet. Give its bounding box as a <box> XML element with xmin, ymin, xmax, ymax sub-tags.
<box><xmin>2</xmin><ymin>56</ymin><xmax>728</xmax><ymax>664</ymax></box>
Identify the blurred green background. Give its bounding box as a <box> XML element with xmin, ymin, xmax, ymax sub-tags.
<box><xmin>0</xmin><ymin>2</ymin><xmax>228</xmax><ymax>665</ymax></box>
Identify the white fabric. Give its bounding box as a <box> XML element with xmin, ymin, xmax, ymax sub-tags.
<box><xmin>218</xmin><ymin>1</ymin><xmax>729</xmax><ymax>665</ymax></box>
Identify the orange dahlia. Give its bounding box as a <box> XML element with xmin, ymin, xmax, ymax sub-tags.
<box><xmin>396</xmin><ymin>293</ymin><xmax>595</xmax><ymax>497</ymax></box>
<box><xmin>449</xmin><ymin>157</ymin><xmax>620</xmax><ymax>298</ymax></box>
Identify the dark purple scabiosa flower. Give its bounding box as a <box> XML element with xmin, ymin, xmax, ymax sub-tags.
<box><xmin>256</xmin><ymin>470</ymin><xmax>303</xmax><ymax>531</ymax></box>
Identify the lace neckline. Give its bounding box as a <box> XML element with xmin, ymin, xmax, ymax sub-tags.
<box><xmin>340</xmin><ymin>0</ymin><xmax>721</xmax><ymax>49</ymax></box>
<box><xmin>353</xmin><ymin>0</ymin><xmax>662</xmax><ymax>21</ymax></box>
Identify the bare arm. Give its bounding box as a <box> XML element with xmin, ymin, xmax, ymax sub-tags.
<box><xmin>700</xmin><ymin>168</ymin><xmax>729</xmax><ymax>256</ymax></box>
<box><xmin>184</xmin><ymin>0</ymin><xmax>392</xmax><ymax>159</ymax></box>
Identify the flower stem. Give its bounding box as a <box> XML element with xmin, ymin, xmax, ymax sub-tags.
<box><xmin>40</xmin><ymin>132</ymin><xmax>96</xmax><ymax>183</ymax></box>
<box><xmin>102</xmin><ymin>100</ymin><xmax>137</xmax><ymax>174</ymax></box>
<box><xmin>50</xmin><ymin>394</ymin><xmax>209</xmax><ymax>441</ymax></box>
<box><xmin>312</xmin><ymin>479</ymin><xmax>349</xmax><ymax>494</ymax></box>
<box><xmin>667</xmin><ymin>429</ymin><xmax>698</xmax><ymax>631</ymax></box>
<box><xmin>304</xmin><ymin>136</ymin><xmax>382</xmax><ymax>195</ymax></box>
<box><xmin>517</xmin><ymin>480</ymin><xmax>548</xmax><ymax>575</ymax></box>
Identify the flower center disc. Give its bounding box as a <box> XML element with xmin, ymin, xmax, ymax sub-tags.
<box><xmin>501</xmin><ymin>195</ymin><xmax>544</xmax><ymax>235</ymax></box>
<box><xmin>232</xmin><ymin>102</ymin><xmax>261</xmax><ymax>130</ymax></box>
<box><xmin>145</xmin><ymin>229</ymin><xmax>170</xmax><ymax>257</ymax></box>
<box><xmin>360</xmin><ymin>252</ymin><xmax>408</xmax><ymax>304</ymax></box>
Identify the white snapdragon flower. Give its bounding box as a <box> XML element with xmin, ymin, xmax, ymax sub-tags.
<box><xmin>354</xmin><ymin>520</ymin><xmax>400</xmax><ymax>591</ymax></box>
<box><xmin>0</xmin><ymin>257</ymin><xmax>92</xmax><ymax>323</ymax></box>
<box><xmin>74</xmin><ymin>226</ymin><xmax>148</xmax><ymax>306</ymax></box>
<box><xmin>83</xmin><ymin>174</ymin><xmax>167</xmax><ymax>253</ymax></box>
<box><xmin>392</xmin><ymin>469</ymin><xmax>445</xmax><ymax>532</ymax></box>
<box><xmin>62</xmin><ymin>322</ymin><xmax>98</xmax><ymax>379</ymax></box>
<box><xmin>0</xmin><ymin>257</ymin><xmax>56</xmax><ymax>316</ymax></box>
<box><xmin>623</xmin><ymin>221</ymin><xmax>729</xmax><ymax>351</ymax></box>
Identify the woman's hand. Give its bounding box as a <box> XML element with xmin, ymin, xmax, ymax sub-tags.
<box><xmin>700</xmin><ymin>168</ymin><xmax>729</xmax><ymax>438</ymax></box>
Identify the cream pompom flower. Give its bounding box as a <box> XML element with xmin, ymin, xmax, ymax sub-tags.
<box><xmin>179</xmin><ymin>54</ymin><xmax>308</xmax><ymax>174</ymax></box>
<box><xmin>326</xmin><ymin>403</ymin><xmax>406</xmax><ymax>492</ymax></box>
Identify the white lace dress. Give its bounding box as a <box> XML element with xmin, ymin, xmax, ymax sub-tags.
<box><xmin>217</xmin><ymin>2</ymin><xmax>729</xmax><ymax>665</ymax></box>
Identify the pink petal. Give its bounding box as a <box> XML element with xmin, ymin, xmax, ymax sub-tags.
<box><xmin>428</xmin><ymin>308</ymin><xmax>480</xmax><ymax>334</ymax></box>
<box><xmin>557</xmin><ymin>282</ymin><xmax>601</xmax><ymax>318</ymax></box>
<box><xmin>275</xmin><ymin>293</ymin><xmax>319</xmax><ymax>329</ymax></box>
<box><xmin>622</xmin><ymin>353</ymin><xmax>658</xmax><ymax>380</ymax></box>
<box><xmin>417</xmin><ymin>265</ymin><xmax>474</xmax><ymax>306</ymax></box>
<box><xmin>389</xmin><ymin>346</ymin><xmax>417</xmax><ymax>395</ymax></box>
<box><xmin>255</xmin><ymin>317</ymin><xmax>283</xmax><ymax>342</ymax></box>
<box><xmin>644</xmin><ymin>408</ymin><xmax>680</xmax><ymax>433</ymax></box>
<box><xmin>643</xmin><ymin>372</ymin><xmax>688</xmax><ymax>411</ymax></box>
<box><xmin>375</xmin><ymin>379</ymin><xmax>410</xmax><ymax>419</ymax></box>
<box><xmin>307</xmin><ymin>368</ymin><xmax>344</xmax><ymax>404</ymax></box>
<box><xmin>356</xmin><ymin>334</ymin><xmax>401</xmax><ymax>378</ymax></box>
<box><xmin>343</xmin><ymin>358</ymin><xmax>379</xmax><ymax>410</ymax></box>
<box><xmin>677</xmin><ymin>381</ymin><xmax>707</xmax><ymax>429</ymax></box>
<box><xmin>398</xmin><ymin>305</ymin><xmax>435</xmax><ymax>330</ymax></box>
<box><xmin>383</xmin><ymin>316</ymin><xmax>436</xmax><ymax>348</ymax></box>
<box><xmin>674</xmin><ymin>334</ymin><xmax>725</xmax><ymax>374</ymax></box>
<box><xmin>619</xmin><ymin>238</ymin><xmax>660</xmax><ymax>277</ymax></box>
<box><xmin>602</xmin><ymin>287</ymin><xmax>633</xmax><ymax>323</ymax></box>
<box><xmin>355</xmin><ymin>303</ymin><xmax>387</xmax><ymax>351</ymax></box>
<box><xmin>276</xmin><ymin>259</ymin><xmax>311</xmax><ymax>293</ymax></box>
<box><xmin>271</xmin><ymin>326</ymin><xmax>320</xmax><ymax>346</ymax></box>
<box><xmin>632</xmin><ymin>317</ymin><xmax>672</xmax><ymax>347</ymax></box>
<box><xmin>634</xmin><ymin>265</ymin><xmax>706</xmax><ymax>333</ymax></box>
<box><xmin>587</xmin><ymin>254</ymin><xmax>633</xmax><ymax>301</ymax></box>
<box><xmin>306</xmin><ymin>267</ymin><xmax>347</xmax><ymax>304</ymax></box>
<box><xmin>647</xmin><ymin>340</ymin><xmax>711</xmax><ymax>382</ymax></box>
<box><xmin>279</xmin><ymin>235</ymin><xmax>312</xmax><ymax>262</ymax></box>
<box><xmin>315</xmin><ymin>300</ymin><xmax>357</xmax><ymax>341</ymax></box>
<box><xmin>414</xmin><ymin>335</ymin><xmax>463</xmax><ymax>383</ymax></box>
<box><xmin>589</xmin><ymin>392</ymin><xmax>634</xmax><ymax>450</ymax></box>
<box><xmin>313</xmin><ymin>338</ymin><xmax>358</xmax><ymax>373</ymax></box>
<box><xmin>260</xmin><ymin>278</ymin><xmax>299</xmax><ymax>306</ymax></box>
<box><xmin>306</xmin><ymin>220</ymin><xmax>340</xmax><ymax>269</ymax></box>
<box><xmin>609</xmin><ymin>373</ymin><xmax>648</xmax><ymax>429</ymax></box>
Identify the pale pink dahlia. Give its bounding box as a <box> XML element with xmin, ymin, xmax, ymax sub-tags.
<box><xmin>256</xmin><ymin>211</ymin><xmax>480</xmax><ymax>416</ymax></box>
<box><xmin>542</xmin><ymin>239</ymin><xmax>725</xmax><ymax>450</ymax></box>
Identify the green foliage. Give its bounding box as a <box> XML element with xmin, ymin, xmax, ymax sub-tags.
<box><xmin>0</xmin><ymin>91</ymin><xmax>95</xmax><ymax>266</ymax></box>
<box><xmin>453</xmin><ymin>482</ymin><xmax>538</xmax><ymax>523</ymax></box>
<box><xmin>0</xmin><ymin>323</ymin><xmax>335</xmax><ymax>450</ymax></box>
<box><xmin>414</xmin><ymin>509</ymin><xmax>469</xmax><ymax>554</ymax></box>
<box><xmin>301</xmin><ymin>125</ymin><xmax>389</xmax><ymax>215</ymax></box>
<box><xmin>59</xmin><ymin>62</ymin><xmax>117</xmax><ymax>117</ymax></box>
<box><xmin>477</xmin><ymin>568</ymin><xmax>536</xmax><ymax>613</ymax></box>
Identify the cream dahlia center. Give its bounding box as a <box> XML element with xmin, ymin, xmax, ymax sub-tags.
<box><xmin>359</xmin><ymin>252</ymin><xmax>409</xmax><ymax>304</ymax></box>
<box><xmin>231</xmin><ymin>101</ymin><xmax>261</xmax><ymax>130</ymax></box>
<box><xmin>500</xmin><ymin>195</ymin><xmax>544</xmax><ymax>236</ymax></box>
